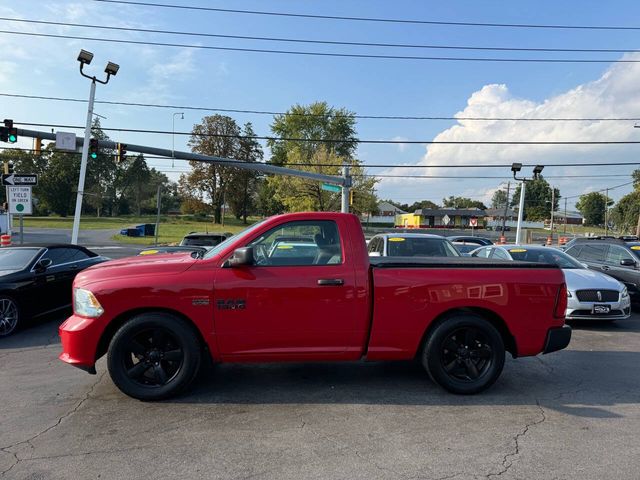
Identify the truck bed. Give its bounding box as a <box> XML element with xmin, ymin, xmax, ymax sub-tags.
<box><xmin>369</xmin><ymin>256</ymin><xmax>559</xmax><ymax>269</ymax></box>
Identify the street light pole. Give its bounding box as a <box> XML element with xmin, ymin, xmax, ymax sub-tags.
<box><xmin>71</xmin><ymin>50</ymin><xmax>119</xmax><ymax>245</ymax></box>
<box><xmin>511</xmin><ymin>163</ymin><xmax>544</xmax><ymax>245</ymax></box>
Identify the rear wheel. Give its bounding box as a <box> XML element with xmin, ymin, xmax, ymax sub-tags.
<box><xmin>107</xmin><ymin>313</ymin><xmax>202</xmax><ymax>401</ymax></box>
<box><xmin>422</xmin><ymin>314</ymin><xmax>505</xmax><ymax>394</ymax></box>
<box><xmin>0</xmin><ymin>296</ymin><xmax>20</xmax><ymax>337</ymax></box>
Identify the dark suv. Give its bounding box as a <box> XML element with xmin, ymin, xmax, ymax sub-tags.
<box><xmin>564</xmin><ymin>237</ymin><xmax>640</xmax><ymax>298</ymax></box>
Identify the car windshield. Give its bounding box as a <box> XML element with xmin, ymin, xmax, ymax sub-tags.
<box><xmin>507</xmin><ymin>248</ymin><xmax>584</xmax><ymax>269</ymax></box>
<box><xmin>452</xmin><ymin>243</ymin><xmax>478</xmax><ymax>254</ymax></box>
<box><xmin>203</xmin><ymin>220</ymin><xmax>268</xmax><ymax>259</ymax></box>
<box><xmin>0</xmin><ymin>248</ymin><xmax>40</xmax><ymax>270</ymax></box>
<box><xmin>387</xmin><ymin>237</ymin><xmax>460</xmax><ymax>257</ymax></box>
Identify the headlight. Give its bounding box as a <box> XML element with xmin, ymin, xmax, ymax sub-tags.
<box><xmin>567</xmin><ymin>291</ymin><xmax>572</xmax><ymax>298</ymax></box>
<box><xmin>74</xmin><ymin>288</ymin><xmax>104</xmax><ymax>318</ymax></box>
<box><xmin>621</xmin><ymin>287</ymin><xmax>629</xmax><ymax>298</ymax></box>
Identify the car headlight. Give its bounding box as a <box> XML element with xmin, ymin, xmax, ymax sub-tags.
<box><xmin>74</xmin><ymin>288</ymin><xmax>104</xmax><ymax>318</ymax></box>
<box><xmin>621</xmin><ymin>287</ymin><xmax>629</xmax><ymax>298</ymax></box>
<box><xmin>567</xmin><ymin>291</ymin><xmax>572</xmax><ymax>298</ymax></box>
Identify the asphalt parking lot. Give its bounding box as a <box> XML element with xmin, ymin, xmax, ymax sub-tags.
<box><xmin>1</xmin><ymin>314</ymin><xmax>639</xmax><ymax>480</ymax></box>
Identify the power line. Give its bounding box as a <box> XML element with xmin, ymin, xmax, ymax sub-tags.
<box><xmin>3</xmin><ymin>16</ymin><xmax>640</xmax><ymax>54</ymax></box>
<box><xmin>3</xmin><ymin>146</ymin><xmax>640</xmax><ymax>170</ymax></box>
<box><xmin>92</xmin><ymin>0</ymin><xmax>640</xmax><ymax>32</ymax></box>
<box><xmin>14</xmin><ymin>121</ymin><xmax>640</xmax><ymax>145</ymax></box>
<box><xmin>4</xmin><ymin>92</ymin><xmax>639</xmax><ymax>122</ymax></box>
<box><xmin>562</xmin><ymin>180</ymin><xmax>635</xmax><ymax>199</ymax></box>
<box><xmin>2</xmin><ymin>29</ymin><xmax>639</xmax><ymax>63</ymax></box>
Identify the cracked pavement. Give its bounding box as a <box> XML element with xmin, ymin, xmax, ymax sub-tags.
<box><xmin>1</xmin><ymin>315</ymin><xmax>639</xmax><ymax>480</ymax></box>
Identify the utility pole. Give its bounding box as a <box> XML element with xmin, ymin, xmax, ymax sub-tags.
<box><xmin>564</xmin><ymin>198</ymin><xmax>568</xmax><ymax>234</ymax></box>
<box><xmin>550</xmin><ymin>186</ymin><xmax>555</xmax><ymax>243</ymax></box>
<box><xmin>341</xmin><ymin>164</ymin><xmax>351</xmax><ymax>214</ymax></box>
<box><xmin>605</xmin><ymin>188</ymin><xmax>609</xmax><ymax>236</ymax></box>
<box><xmin>154</xmin><ymin>184</ymin><xmax>161</xmax><ymax>246</ymax></box>
<box><xmin>516</xmin><ymin>181</ymin><xmax>526</xmax><ymax>244</ymax></box>
<box><xmin>501</xmin><ymin>181</ymin><xmax>510</xmax><ymax>233</ymax></box>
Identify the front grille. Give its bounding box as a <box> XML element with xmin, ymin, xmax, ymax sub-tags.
<box><xmin>575</xmin><ymin>289</ymin><xmax>619</xmax><ymax>302</ymax></box>
<box><xmin>569</xmin><ymin>309</ymin><xmax>625</xmax><ymax>317</ymax></box>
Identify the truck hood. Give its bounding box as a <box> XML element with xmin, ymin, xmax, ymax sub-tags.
<box><xmin>74</xmin><ymin>253</ymin><xmax>197</xmax><ymax>287</ymax></box>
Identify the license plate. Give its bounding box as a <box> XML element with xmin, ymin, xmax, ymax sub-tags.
<box><xmin>592</xmin><ymin>304</ymin><xmax>611</xmax><ymax>314</ymax></box>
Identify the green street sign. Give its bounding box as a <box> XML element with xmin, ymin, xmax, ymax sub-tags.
<box><xmin>321</xmin><ymin>183</ymin><xmax>341</xmax><ymax>193</ymax></box>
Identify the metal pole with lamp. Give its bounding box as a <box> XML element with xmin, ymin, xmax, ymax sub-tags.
<box><xmin>71</xmin><ymin>50</ymin><xmax>119</xmax><ymax>245</ymax></box>
<box><xmin>512</xmin><ymin>163</ymin><xmax>544</xmax><ymax>245</ymax></box>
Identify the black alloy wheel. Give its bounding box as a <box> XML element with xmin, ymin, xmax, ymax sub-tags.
<box><xmin>440</xmin><ymin>327</ymin><xmax>493</xmax><ymax>382</ymax></box>
<box><xmin>108</xmin><ymin>314</ymin><xmax>202</xmax><ymax>401</ymax></box>
<box><xmin>422</xmin><ymin>314</ymin><xmax>505</xmax><ymax>394</ymax></box>
<box><xmin>0</xmin><ymin>296</ymin><xmax>19</xmax><ymax>337</ymax></box>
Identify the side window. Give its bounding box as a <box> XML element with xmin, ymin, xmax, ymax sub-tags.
<box><xmin>474</xmin><ymin>247</ymin><xmax>491</xmax><ymax>258</ymax></box>
<box><xmin>377</xmin><ymin>238</ymin><xmax>385</xmax><ymax>255</ymax></box>
<box><xmin>248</xmin><ymin>220</ymin><xmax>342</xmax><ymax>267</ymax></box>
<box><xmin>492</xmin><ymin>249</ymin><xmax>510</xmax><ymax>260</ymax></box>
<box><xmin>605</xmin><ymin>246</ymin><xmax>635</xmax><ymax>265</ymax></box>
<box><xmin>564</xmin><ymin>245</ymin><xmax>582</xmax><ymax>258</ymax></box>
<box><xmin>41</xmin><ymin>248</ymin><xmax>88</xmax><ymax>266</ymax></box>
<box><xmin>367</xmin><ymin>238</ymin><xmax>379</xmax><ymax>253</ymax></box>
<box><xmin>579</xmin><ymin>244</ymin><xmax>607</xmax><ymax>263</ymax></box>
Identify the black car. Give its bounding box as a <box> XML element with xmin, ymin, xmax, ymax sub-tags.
<box><xmin>180</xmin><ymin>232</ymin><xmax>230</xmax><ymax>247</ymax></box>
<box><xmin>0</xmin><ymin>245</ymin><xmax>109</xmax><ymax>337</ymax></box>
<box><xmin>447</xmin><ymin>236</ymin><xmax>493</xmax><ymax>255</ymax></box>
<box><xmin>564</xmin><ymin>237</ymin><xmax>640</xmax><ymax>298</ymax></box>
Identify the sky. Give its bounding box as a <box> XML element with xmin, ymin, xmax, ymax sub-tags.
<box><xmin>2</xmin><ymin>0</ymin><xmax>640</xmax><ymax>211</ymax></box>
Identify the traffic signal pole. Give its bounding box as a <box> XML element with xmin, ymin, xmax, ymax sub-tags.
<box><xmin>71</xmin><ymin>79</ymin><xmax>96</xmax><ymax>245</ymax></box>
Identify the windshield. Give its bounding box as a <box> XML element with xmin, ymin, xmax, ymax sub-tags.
<box><xmin>0</xmin><ymin>248</ymin><xmax>40</xmax><ymax>270</ymax></box>
<box><xmin>387</xmin><ymin>237</ymin><xmax>460</xmax><ymax>257</ymax></box>
<box><xmin>203</xmin><ymin>220</ymin><xmax>268</xmax><ymax>259</ymax></box>
<box><xmin>507</xmin><ymin>248</ymin><xmax>584</xmax><ymax>269</ymax></box>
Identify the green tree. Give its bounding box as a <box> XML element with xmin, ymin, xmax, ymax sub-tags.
<box><xmin>182</xmin><ymin>115</ymin><xmax>241</xmax><ymax>223</ymax></box>
<box><xmin>268</xmin><ymin>102</ymin><xmax>358</xmax><ymax>166</ymax></box>
<box><xmin>267</xmin><ymin>145</ymin><xmax>378</xmax><ymax>214</ymax></box>
<box><xmin>510</xmin><ymin>178</ymin><xmax>560</xmax><ymax>221</ymax></box>
<box><xmin>408</xmin><ymin>200</ymin><xmax>439</xmax><ymax>212</ymax></box>
<box><xmin>611</xmin><ymin>191</ymin><xmax>640</xmax><ymax>234</ymax></box>
<box><xmin>576</xmin><ymin>192</ymin><xmax>613</xmax><ymax>226</ymax></box>
<box><xmin>226</xmin><ymin>123</ymin><xmax>263</xmax><ymax>224</ymax></box>
<box><xmin>442</xmin><ymin>196</ymin><xmax>487</xmax><ymax>210</ymax></box>
<box><xmin>491</xmin><ymin>189</ymin><xmax>509</xmax><ymax>209</ymax></box>
<box><xmin>37</xmin><ymin>148</ymin><xmax>81</xmax><ymax>216</ymax></box>
<box><xmin>255</xmin><ymin>180</ymin><xmax>284</xmax><ymax>217</ymax></box>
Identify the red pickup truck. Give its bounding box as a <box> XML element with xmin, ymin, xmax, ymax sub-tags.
<box><xmin>59</xmin><ymin>212</ymin><xmax>570</xmax><ymax>400</ymax></box>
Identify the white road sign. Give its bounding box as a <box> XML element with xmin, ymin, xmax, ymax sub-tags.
<box><xmin>442</xmin><ymin>214</ymin><xmax>451</xmax><ymax>226</ymax></box>
<box><xmin>7</xmin><ymin>186</ymin><xmax>32</xmax><ymax>215</ymax></box>
<box><xmin>469</xmin><ymin>217</ymin><xmax>478</xmax><ymax>227</ymax></box>
<box><xmin>55</xmin><ymin>131</ymin><xmax>77</xmax><ymax>152</ymax></box>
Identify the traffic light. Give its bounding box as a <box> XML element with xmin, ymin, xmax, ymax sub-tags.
<box><xmin>3</xmin><ymin>161</ymin><xmax>14</xmax><ymax>175</ymax></box>
<box><xmin>349</xmin><ymin>190</ymin><xmax>354</xmax><ymax>206</ymax></box>
<box><xmin>116</xmin><ymin>143</ymin><xmax>127</xmax><ymax>163</ymax></box>
<box><xmin>1</xmin><ymin>119</ymin><xmax>17</xmax><ymax>143</ymax></box>
<box><xmin>89</xmin><ymin>138</ymin><xmax>98</xmax><ymax>159</ymax></box>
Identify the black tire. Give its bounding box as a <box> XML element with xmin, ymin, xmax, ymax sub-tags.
<box><xmin>0</xmin><ymin>295</ymin><xmax>20</xmax><ymax>337</ymax></box>
<box><xmin>422</xmin><ymin>314</ymin><xmax>505</xmax><ymax>395</ymax></box>
<box><xmin>107</xmin><ymin>313</ymin><xmax>202</xmax><ymax>401</ymax></box>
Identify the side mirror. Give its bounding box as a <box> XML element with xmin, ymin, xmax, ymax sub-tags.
<box><xmin>227</xmin><ymin>247</ymin><xmax>254</xmax><ymax>267</ymax></box>
<box><xmin>620</xmin><ymin>258</ymin><xmax>636</xmax><ymax>267</ymax></box>
<box><xmin>369</xmin><ymin>251</ymin><xmax>381</xmax><ymax>257</ymax></box>
<box><xmin>35</xmin><ymin>258</ymin><xmax>53</xmax><ymax>273</ymax></box>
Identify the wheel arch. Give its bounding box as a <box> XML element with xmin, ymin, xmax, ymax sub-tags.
<box><xmin>417</xmin><ymin>307</ymin><xmax>517</xmax><ymax>359</ymax></box>
<box><xmin>95</xmin><ymin>307</ymin><xmax>210</xmax><ymax>362</ymax></box>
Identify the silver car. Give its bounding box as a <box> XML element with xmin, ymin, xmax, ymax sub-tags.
<box><xmin>471</xmin><ymin>245</ymin><xmax>631</xmax><ymax>321</ymax></box>
<box><xmin>367</xmin><ymin>233</ymin><xmax>460</xmax><ymax>258</ymax></box>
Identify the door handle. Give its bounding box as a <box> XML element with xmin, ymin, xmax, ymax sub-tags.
<box><xmin>601</xmin><ymin>265</ymin><xmax>610</xmax><ymax>271</ymax></box>
<box><xmin>317</xmin><ymin>278</ymin><xmax>344</xmax><ymax>286</ymax></box>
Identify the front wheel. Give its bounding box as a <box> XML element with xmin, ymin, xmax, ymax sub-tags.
<box><xmin>107</xmin><ymin>313</ymin><xmax>202</xmax><ymax>401</ymax></box>
<box><xmin>422</xmin><ymin>314</ymin><xmax>505</xmax><ymax>394</ymax></box>
<box><xmin>0</xmin><ymin>296</ymin><xmax>20</xmax><ymax>337</ymax></box>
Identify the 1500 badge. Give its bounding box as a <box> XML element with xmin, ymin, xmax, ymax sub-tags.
<box><xmin>216</xmin><ymin>299</ymin><xmax>246</xmax><ymax>310</ymax></box>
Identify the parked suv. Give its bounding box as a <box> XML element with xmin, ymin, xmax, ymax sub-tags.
<box><xmin>564</xmin><ymin>237</ymin><xmax>640</xmax><ymax>298</ymax></box>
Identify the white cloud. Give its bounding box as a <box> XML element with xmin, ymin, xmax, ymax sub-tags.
<box><xmin>378</xmin><ymin>54</ymin><xmax>640</xmax><ymax>206</ymax></box>
<box><xmin>391</xmin><ymin>136</ymin><xmax>408</xmax><ymax>152</ymax></box>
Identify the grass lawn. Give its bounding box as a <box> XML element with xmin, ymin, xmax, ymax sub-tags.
<box><xmin>23</xmin><ymin>215</ymin><xmax>260</xmax><ymax>245</ymax></box>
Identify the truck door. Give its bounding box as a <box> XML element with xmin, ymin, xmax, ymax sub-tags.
<box><xmin>213</xmin><ymin>219</ymin><xmax>360</xmax><ymax>359</ymax></box>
